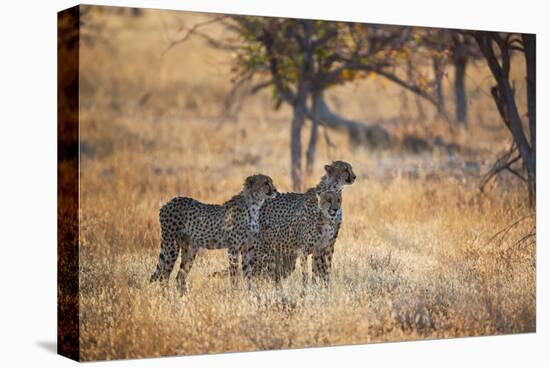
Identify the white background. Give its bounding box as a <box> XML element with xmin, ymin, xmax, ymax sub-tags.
<box><xmin>0</xmin><ymin>0</ymin><xmax>547</xmax><ymax>365</ymax></box>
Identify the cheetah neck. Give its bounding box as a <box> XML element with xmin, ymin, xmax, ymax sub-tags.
<box><xmin>317</xmin><ymin>211</ymin><xmax>336</xmax><ymax>249</ymax></box>
<box><xmin>315</xmin><ymin>174</ymin><xmax>343</xmax><ymax>194</ymax></box>
<box><xmin>317</xmin><ymin>211</ymin><xmax>332</xmax><ymax>226</ymax></box>
<box><xmin>243</xmin><ymin>192</ymin><xmax>264</xmax><ymax>234</ymax></box>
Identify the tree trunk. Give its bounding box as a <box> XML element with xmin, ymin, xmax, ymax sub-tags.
<box><xmin>433</xmin><ymin>56</ymin><xmax>446</xmax><ymax>118</ymax></box>
<box><xmin>453</xmin><ymin>52</ymin><xmax>468</xmax><ymax>126</ymax></box>
<box><xmin>415</xmin><ymin>95</ymin><xmax>427</xmax><ymax>121</ymax></box>
<box><xmin>291</xmin><ymin>82</ymin><xmax>308</xmax><ymax>191</ymax></box>
<box><xmin>523</xmin><ymin>33</ymin><xmax>536</xmax><ymax>206</ymax></box>
<box><xmin>306</xmin><ymin>91</ymin><xmax>321</xmax><ymax>175</ymax></box>
<box><xmin>290</xmin><ymin>20</ymin><xmax>315</xmax><ymax>191</ymax></box>
<box><xmin>475</xmin><ymin>32</ymin><xmax>535</xmax><ymax>207</ymax></box>
<box><xmin>493</xmin><ymin>49</ymin><xmax>535</xmax><ymax>207</ymax></box>
<box><xmin>405</xmin><ymin>58</ymin><xmax>426</xmax><ymax>121</ymax></box>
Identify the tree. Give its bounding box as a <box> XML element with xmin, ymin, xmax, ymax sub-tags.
<box><xmin>411</xmin><ymin>29</ymin><xmax>483</xmax><ymax>126</ymax></box>
<box><xmin>228</xmin><ymin>18</ymin><xmax>397</xmax><ymax>189</ymax></box>
<box><xmin>448</xmin><ymin>32</ymin><xmax>482</xmax><ymax>126</ymax></box>
<box><xmin>473</xmin><ymin>31</ymin><xmax>536</xmax><ymax>206</ymax></box>
<box><xmin>165</xmin><ymin>17</ymin><xmax>504</xmax><ymax>191</ymax></box>
<box><xmin>228</xmin><ymin>18</ymin><xmax>456</xmax><ymax>189</ymax></box>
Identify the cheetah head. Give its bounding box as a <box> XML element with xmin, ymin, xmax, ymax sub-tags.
<box><xmin>244</xmin><ymin>174</ymin><xmax>277</xmax><ymax>201</ymax></box>
<box><xmin>324</xmin><ymin>160</ymin><xmax>356</xmax><ymax>188</ymax></box>
<box><xmin>319</xmin><ymin>191</ymin><xmax>342</xmax><ymax>218</ymax></box>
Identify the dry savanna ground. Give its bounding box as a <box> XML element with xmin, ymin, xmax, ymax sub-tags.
<box><xmin>77</xmin><ymin>7</ymin><xmax>536</xmax><ymax>361</ymax></box>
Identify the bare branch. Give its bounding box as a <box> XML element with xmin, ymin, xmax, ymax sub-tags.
<box><xmin>219</xmin><ymin>70</ymin><xmax>254</xmax><ymax>122</ymax></box>
<box><xmin>486</xmin><ymin>214</ymin><xmax>535</xmax><ymax>246</ymax></box>
<box><xmin>513</xmin><ymin>230</ymin><xmax>536</xmax><ymax>248</ymax></box>
<box><xmin>160</xmin><ymin>15</ymin><xmax>227</xmax><ymax>60</ymax></box>
<box><xmin>479</xmin><ymin>143</ymin><xmax>523</xmax><ymax>191</ymax></box>
<box><xmin>250</xmin><ymin>80</ymin><xmax>272</xmax><ymax>94</ymax></box>
<box><xmin>506</xmin><ymin>166</ymin><xmax>527</xmax><ymax>182</ymax></box>
<box><xmin>372</xmin><ymin>68</ymin><xmax>439</xmax><ymax>106</ymax></box>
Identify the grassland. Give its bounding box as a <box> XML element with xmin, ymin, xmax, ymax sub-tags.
<box><xmin>76</xmin><ymin>7</ymin><xmax>535</xmax><ymax>361</ymax></box>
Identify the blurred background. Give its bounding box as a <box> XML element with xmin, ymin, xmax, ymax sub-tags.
<box><xmin>76</xmin><ymin>6</ymin><xmax>535</xmax><ymax>201</ymax></box>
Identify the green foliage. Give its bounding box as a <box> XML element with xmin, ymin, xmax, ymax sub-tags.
<box><xmin>227</xmin><ymin>17</ymin><xmax>447</xmax><ymax>105</ymax></box>
<box><xmin>224</xmin><ymin>16</ymin><xmax>481</xmax><ymax>121</ymax></box>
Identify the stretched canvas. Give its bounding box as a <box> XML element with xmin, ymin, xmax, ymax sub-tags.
<box><xmin>58</xmin><ymin>4</ymin><xmax>536</xmax><ymax>362</ymax></box>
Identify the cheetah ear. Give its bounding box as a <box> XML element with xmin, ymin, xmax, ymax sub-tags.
<box><xmin>324</xmin><ymin>164</ymin><xmax>334</xmax><ymax>174</ymax></box>
<box><xmin>244</xmin><ymin>176</ymin><xmax>255</xmax><ymax>190</ymax></box>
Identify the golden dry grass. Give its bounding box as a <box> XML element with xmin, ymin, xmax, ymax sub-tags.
<box><xmin>76</xmin><ymin>6</ymin><xmax>535</xmax><ymax>361</ymax></box>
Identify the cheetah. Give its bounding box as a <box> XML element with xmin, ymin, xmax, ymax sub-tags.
<box><xmin>255</xmin><ymin>190</ymin><xmax>342</xmax><ymax>285</ymax></box>
<box><xmin>253</xmin><ymin>161</ymin><xmax>356</xmax><ymax>284</ymax></box>
<box><xmin>297</xmin><ymin>190</ymin><xmax>342</xmax><ymax>284</ymax></box>
<box><xmin>150</xmin><ymin>174</ymin><xmax>277</xmax><ymax>294</ymax></box>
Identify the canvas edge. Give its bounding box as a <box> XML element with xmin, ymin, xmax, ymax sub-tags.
<box><xmin>57</xmin><ymin>4</ymin><xmax>81</xmax><ymax>362</ymax></box>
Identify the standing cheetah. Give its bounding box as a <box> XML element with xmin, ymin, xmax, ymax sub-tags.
<box><xmin>150</xmin><ymin>174</ymin><xmax>277</xmax><ymax>294</ymax></box>
<box><xmin>297</xmin><ymin>190</ymin><xmax>342</xmax><ymax>284</ymax></box>
<box><xmin>255</xmin><ymin>189</ymin><xmax>342</xmax><ymax>285</ymax></box>
<box><xmin>253</xmin><ymin>161</ymin><xmax>356</xmax><ymax>284</ymax></box>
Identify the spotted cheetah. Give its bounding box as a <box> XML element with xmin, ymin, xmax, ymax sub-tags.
<box><xmin>297</xmin><ymin>190</ymin><xmax>342</xmax><ymax>284</ymax></box>
<box><xmin>150</xmin><ymin>174</ymin><xmax>277</xmax><ymax>294</ymax></box>
<box><xmin>253</xmin><ymin>161</ymin><xmax>355</xmax><ymax>284</ymax></box>
<box><xmin>255</xmin><ymin>190</ymin><xmax>342</xmax><ymax>284</ymax></box>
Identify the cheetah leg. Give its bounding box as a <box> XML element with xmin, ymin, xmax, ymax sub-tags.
<box><xmin>241</xmin><ymin>236</ymin><xmax>258</xmax><ymax>286</ymax></box>
<box><xmin>228</xmin><ymin>246</ymin><xmax>240</xmax><ymax>289</ymax></box>
<box><xmin>259</xmin><ymin>246</ymin><xmax>276</xmax><ymax>282</ymax></box>
<box><xmin>273</xmin><ymin>253</ymin><xmax>282</xmax><ymax>285</ymax></box>
<box><xmin>298</xmin><ymin>249</ymin><xmax>309</xmax><ymax>286</ymax></box>
<box><xmin>315</xmin><ymin>223</ymin><xmax>339</xmax><ymax>285</ymax></box>
<box><xmin>150</xmin><ymin>231</ymin><xmax>178</xmax><ymax>284</ymax></box>
<box><xmin>312</xmin><ymin>253</ymin><xmax>325</xmax><ymax>286</ymax></box>
<box><xmin>324</xmin><ymin>242</ymin><xmax>335</xmax><ymax>283</ymax></box>
<box><xmin>176</xmin><ymin>237</ymin><xmax>196</xmax><ymax>295</ymax></box>
<box><xmin>313</xmin><ymin>244</ymin><xmax>334</xmax><ymax>286</ymax></box>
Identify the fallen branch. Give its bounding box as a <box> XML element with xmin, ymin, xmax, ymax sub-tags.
<box><xmin>513</xmin><ymin>229</ymin><xmax>536</xmax><ymax>248</ymax></box>
<box><xmin>221</xmin><ymin>73</ymin><xmax>395</xmax><ymax>149</ymax></box>
<box><xmin>308</xmin><ymin>97</ymin><xmax>394</xmax><ymax>149</ymax></box>
<box><xmin>486</xmin><ymin>214</ymin><xmax>535</xmax><ymax>247</ymax></box>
